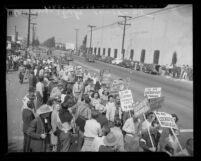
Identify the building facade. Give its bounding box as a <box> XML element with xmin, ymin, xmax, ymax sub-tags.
<box><xmin>86</xmin><ymin>5</ymin><xmax>192</xmax><ymax>66</ymax></box>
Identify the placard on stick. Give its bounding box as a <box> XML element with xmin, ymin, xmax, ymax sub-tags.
<box><xmin>144</xmin><ymin>87</ymin><xmax>161</xmax><ymax>99</ymax></box>
<box><xmin>133</xmin><ymin>98</ymin><xmax>150</xmax><ymax>117</ymax></box>
<box><xmin>119</xmin><ymin>90</ymin><xmax>134</xmax><ymax>111</ymax></box>
<box><xmin>154</xmin><ymin>111</ymin><xmax>178</xmax><ymax>129</ymax></box>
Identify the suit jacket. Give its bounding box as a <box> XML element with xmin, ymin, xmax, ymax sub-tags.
<box><xmin>27</xmin><ymin>116</ymin><xmax>52</xmax><ymax>152</ymax></box>
<box><xmin>22</xmin><ymin>108</ymin><xmax>35</xmax><ymax>133</ymax></box>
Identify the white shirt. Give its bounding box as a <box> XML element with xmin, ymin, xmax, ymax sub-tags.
<box><xmin>91</xmin><ymin>136</ymin><xmax>105</xmax><ymax>151</ymax></box>
<box><xmin>111</xmin><ymin>127</ymin><xmax>124</xmax><ymax>151</ymax></box>
<box><xmin>122</xmin><ymin>117</ymin><xmax>136</xmax><ymax>136</ymax></box>
<box><xmin>84</xmin><ymin>119</ymin><xmax>101</xmax><ymax>138</ymax></box>
<box><xmin>84</xmin><ymin>85</ymin><xmax>91</xmax><ymax>95</ymax></box>
<box><xmin>61</xmin><ymin>94</ymin><xmax>66</xmax><ymax>103</ymax></box>
<box><xmin>59</xmin><ymin>69</ymin><xmax>65</xmax><ymax>79</ymax></box>
<box><xmin>34</xmin><ymin>69</ymin><xmax>37</xmax><ymax>76</ymax></box>
<box><xmin>106</xmin><ymin>102</ymin><xmax>116</xmax><ymax>122</ymax></box>
<box><xmin>39</xmin><ymin>69</ymin><xmax>44</xmax><ymax>77</ymax></box>
<box><xmin>36</xmin><ymin>82</ymin><xmax>44</xmax><ymax>97</ymax></box>
<box><xmin>98</xmin><ymin>88</ymin><xmax>104</xmax><ymax>98</ymax></box>
<box><xmin>91</xmin><ymin>98</ymin><xmax>101</xmax><ymax>109</ymax></box>
<box><xmin>141</xmin><ymin>120</ymin><xmax>152</xmax><ymax>132</ymax></box>
<box><xmin>73</xmin><ymin>82</ymin><xmax>83</xmax><ymax>96</ymax></box>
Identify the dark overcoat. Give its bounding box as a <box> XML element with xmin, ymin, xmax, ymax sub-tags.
<box><xmin>27</xmin><ymin>116</ymin><xmax>52</xmax><ymax>152</ymax></box>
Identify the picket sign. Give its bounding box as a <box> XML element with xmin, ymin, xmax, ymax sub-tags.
<box><xmin>119</xmin><ymin>90</ymin><xmax>134</xmax><ymax>112</ymax></box>
<box><xmin>133</xmin><ymin>98</ymin><xmax>150</xmax><ymax>117</ymax></box>
<box><xmin>144</xmin><ymin>87</ymin><xmax>161</xmax><ymax>99</ymax></box>
<box><xmin>154</xmin><ymin>111</ymin><xmax>183</xmax><ymax>152</ymax></box>
<box><xmin>154</xmin><ymin>111</ymin><xmax>178</xmax><ymax>129</ymax></box>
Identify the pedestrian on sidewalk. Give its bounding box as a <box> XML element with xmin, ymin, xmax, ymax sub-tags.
<box><xmin>91</xmin><ymin>125</ymin><xmax>111</xmax><ymax>151</ymax></box>
<box><xmin>22</xmin><ymin>98</ymin><xmax>35</xmax><ymax>152</ymax></box>
<box><xmin>56</xmin><ymin>99</ymin><xmax>75</xmax><ymax>152</ymax></box>
<box><xmin>98</xmin><ymin>131</ymin><xmax>118</xmax><ymax>152</ymax></box>
<box><xmin>35</xmin><ymin>76</ymin><xmax>45</xmax><ymax>110</ymax></box>
<box><xmin>105</xmin><ymin>95</ymin><xmax>116</xmax><ymax>127</ymax></box>
<box><xmin>27</xmin><ymin>104</ymin><xmax>53</xmax><ymax>152</ymax></box>
<box><xmin>122</xmin><ymin>113</ymin><xmax>142</xmax><ymax>151</ymax></box>
<box><xmin>81</xmin><ymin>109</ymin><xmax>102</xmax><ymax>151</ymax></box>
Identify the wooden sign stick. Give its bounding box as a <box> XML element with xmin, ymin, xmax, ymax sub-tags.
<box><xmin>143</xmin><ymin>113</ymin><xmax>155</xmax><ymax>149</ymax></box>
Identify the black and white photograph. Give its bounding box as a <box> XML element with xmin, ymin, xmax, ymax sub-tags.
<box><xmin>6</xmin><ymin>4</ymin><xmax>193</xmax><ymax>156</ymax></box>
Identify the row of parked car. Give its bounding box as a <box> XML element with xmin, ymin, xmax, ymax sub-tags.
<box><xmin>88</xmin><ymin>55</ymin><xmax>161</xmax><ymax>75</ymax></box>
<box><xmin>82</xmin><ymin>54</ymin><xmax>193</xmax><ymax>80</ymax></box>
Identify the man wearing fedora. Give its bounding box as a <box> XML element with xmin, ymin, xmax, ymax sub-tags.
<box><xmin>122</xmin><ymin>113</ymin><xmax>142</xmax><ymax>151</ymax></box>
<box><xmin>27</xmin><ymin>104</ymin><xmax>53</xmax><ymax>152</ymax></box>
<box><xmin>98</xmin><ymin>131</ymin><xmax>118</xmax><ymax>152</ymax></box>
<box><xmin>22</xmin><ymin>87</ymin><xmax>36</xmax><ymax>113</ymax></box>
<box><xmin>22</xmin><ymin>99</ymin><xmax>35</xmax><ymax>152</ymax></box>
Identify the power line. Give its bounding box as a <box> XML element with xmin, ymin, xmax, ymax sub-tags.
<box><xmin>91</xmin><ymin>5</ymin><xmax>187</xmax><ymax>31</ymax></box>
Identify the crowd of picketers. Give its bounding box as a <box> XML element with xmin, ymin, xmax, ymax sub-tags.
<box><xmin>16</xmin><ymin>52</ymin><xmax>193</xmax><ymax>156</ymax></box>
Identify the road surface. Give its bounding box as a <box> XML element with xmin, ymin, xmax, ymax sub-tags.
<box><xmin>71</xmin><ymin>55</ymin><xmax>193</xmax><ymax>130</ymax></box>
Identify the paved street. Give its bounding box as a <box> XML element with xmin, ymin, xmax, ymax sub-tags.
<box><xmin>7</xmin><ymin>71</ymin><xmax>28</xmax><ymax>152</ymax></box>
<box><xmin>72</xmin><ymin>55</ymin><xmax>193</xmax><ymax>129</ymax></box>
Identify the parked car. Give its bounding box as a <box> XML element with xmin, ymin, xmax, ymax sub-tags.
<box><xmin>111</xmin><ymin>58</ymin><xmax>123</xmax><ymax>65</ymax></box>
<box><xmin>118</xmin><ymin>59</ymin><xmax>132</xmax><ymax>68</ymax></box>
<box><xmin>142</xmin><ymin>64</ymin><xmax>159</xmax><ymax>75</ymax></box>
<box><xmin>65</xmin><ymin>54</ymin><xmax>73</xmax><ymax>61</ymax></box>
<box><xmin>85</xmin><ymin>54</ymin><xmax>95</xmax><ymax>62</ymax></box>
<box><xmin>106</xmin><ymin>56</ymin><xmax>115</xmax><ymax>64</ymax></box>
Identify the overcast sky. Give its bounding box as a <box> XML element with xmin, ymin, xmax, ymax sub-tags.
<box><xmin>7</xmin><ymin>5</ymin><xmax>188</xmax><ymax>47</ymax></box>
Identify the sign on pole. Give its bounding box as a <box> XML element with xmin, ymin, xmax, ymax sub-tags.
<box><xmin>75</xmin><ymin>66</ymin><xmax>83</xmax><ymax>76</ymax></box>
<box><xmin>144</xmin><ymin>87</ymin><xmax>161</xmax><ymax>99</ymax></box>
<box><xmin>111</xmin><ymin>79</ymin><xmax>125</xmax><ymax>91</ymax></box>
<box><xmin>154</xmin><ymin>111</ymin><xmax>178</xmax><ymax>129</ymax></box>
<box><xmin>133</xmin><ymin>98</ymin><xmax>150</xmax><ymax>117</ymax></box>
<box><xmin>119</xmin><ymin>90</ymin><xmax>134</xmax><ymax>111</ymax></box>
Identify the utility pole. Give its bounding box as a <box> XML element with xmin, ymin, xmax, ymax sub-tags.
<box><xmin>118</xmin><ymin>15</ymin><xmax>132</xmax><ymax>60</ymax></box>
<box><xmin>14</xmin><ymin>26</ymin><xmax>17</xmax><ymax>42</ymax></box>
<box><xmin>88</xmin><ymin>25</ymin><xmax>96</xmax><ymax>54</ymax></box>
<box><xmin>31</xmin><ymin>23</ymin><xmax>37</xmax><ymax>46</ymax></box>
<box><xmin>21</xmin><ymin>9</ymin><xmax>38</xmax><ymax>48</ymax></box>
<box><xmin>75</xmin><ymin>28</ymin><xmax>79</xmax><ymax>54</ymax></box>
